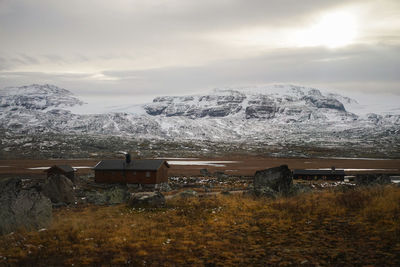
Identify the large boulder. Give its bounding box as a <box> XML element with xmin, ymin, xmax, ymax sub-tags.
<box><xmin>253</xmin><ymin>165</ymin><xmax>293</xmax><ymax>193</ymax></box>
<box><xmin>0</xmin><ymin>178</ymin><xmax>52</xmax><ymax>235</ymax></box>
<box><xmin>128</xmin><ymin>192</ymin><xmax>165</xmax><ymax>208</ymax></box>
<box><xmin>41</xmin><ymin>174</ymin><xmax>75</xmax><ymax>205</ymax></box>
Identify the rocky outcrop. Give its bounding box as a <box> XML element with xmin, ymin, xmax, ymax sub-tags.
<box><xmin>145</xmin><ymin>102</ymin><xmax>242</xmax><ymax>118</ymax></box>
<box><xmin>245</xmin><ymin>105</ymin><xmax>276</xmax><ymax>119</ymax></box>
<box><xmin>253</xmin><ymin>165</ymin><xmax>293</xmax><ymax>196</ymax></box>
<box><xmin>141</xmin><ymin>86</ymin><xmax>355</xmax><ymax>123</ymax></box>
<box><xmin>204</xmin><ymin>104</ymin><xmax>242</xmax><ymax>117</ymax></box>
<box><xmin>302</xmin><ymin>95</ymin><xmax>345</xmax><ymax>111</ymax></box>
<box><xmin>0</xmin><ymin>178</ymin><xmax>52</xmax><ymax>235</ymax></box>
<box><xmin>41</xmin><ymin>174</ymin><xmax>75</xmax><ymax>205</ymax></box>
<box><xmin>144</xmin><ymin>90</ymin><xmax>246</xmax><ymax>118</ymax></box>
<box><xmin>199</xmin><ymin>92</ymin><xmax>246</xmax><ymax>105</ymax></box>
<box><xmin>128</xmin><ymin>192</ymin><xmax>165</xmax><ymax>208</ymax></box>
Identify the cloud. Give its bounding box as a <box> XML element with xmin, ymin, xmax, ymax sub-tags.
<box><xmin>2</xmin><ymin>43</ymin><xmax>398</xmax><ymax>100</ymax></box>
<box><xmin>0</xmin><ymin>0</ymin><xmax>399</xmax><ymax>99</ymax></box>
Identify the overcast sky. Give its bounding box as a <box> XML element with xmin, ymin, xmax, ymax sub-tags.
<box><xmin>0</xmin><ymin>0</ymin><xmax>399</xmax><ymax>103</ymax></box>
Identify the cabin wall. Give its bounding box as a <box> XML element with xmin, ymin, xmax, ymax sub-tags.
<box><xmin>95</xmin><ymin>170</ymin><xmax>158</xmax><ymax>184</ymax></box>
<box><xmin>156</xmin><ymin>164</ymin><xmax>169</xmax><ymax>183</ymax></box>
<box><xmin>126</xmin><ymin>170</ymin><xmax>157</xmax><ymax>184</ymax></box>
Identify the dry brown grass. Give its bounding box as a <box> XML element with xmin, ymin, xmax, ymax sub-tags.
<box><xmin>1</xmin><ymin>186</ymin><xmax>400</xmax><ymax>266</ymax></box>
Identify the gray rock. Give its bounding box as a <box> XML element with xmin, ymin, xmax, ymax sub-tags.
<box><xmin>41</xmin><ymin>174</ymin><xmax>75</xmax><ymax>205</ymax></box>
<box><xmin>200</xmin><ymin>168</ymin><xmax>210</xmax><ymax>177</ymax></box>
<box><xmin>154</xmin><ymin>182</ymin><xmax>172</xmax><ymax>192</ymax></box>
<box><xmin>254</xmin><ymin>165</ymin><xmax>293</xmax><ymax>193</ymax></box>
<box><xmin>289</xmin><ymin>183</ymin><xmax>312</xmax><ymax>195</ymax></box>
<box><xmin>252</xmin><ymin>186</ymin><xmax>277</xmax><ymax>198</ymax></box>
<box><xmin>214</xmin><ymin>171</ymin><xmax>229</xmax><ymax>180</ymax></box>
<box><xmin>86</xmin><ymin>185</ymin><xmax>130</xmax><ymax>205</ymax></box>
<box><xmin>127</xmin><ymin>183</ymin><xmax>142</xmax><ymax>190</ymax></box>
<box><xmin>354</xmin><ymin>174</ymin><xmax>392</xmax><ymax>185</ymax></box>
<box><xmin>179</xmin><ymin>189</ymin><xmax>198</xmax><ymax>198</ymax></box>
<box><xmin>0</xmin><ymin>178</ymin><xmax>52</xmax><ymax>235</ymax></box>
<box><xmin>128</xmin><ymin>192</ymin><xmax>165</xmax><ymax>208</ymax></box>
<box><xmin>375</xmin><ymin>175</ymin><xmax>392</xmax><ymax>184</ymax></box>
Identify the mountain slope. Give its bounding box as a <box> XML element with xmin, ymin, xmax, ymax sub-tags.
<box><xmin>0</xmin><ymin>84</ymin><xmax>399</xmax><ymax>158</ymax></box>
<box><xmin>0</xmin><ymin>84</ymin><xmax>84</xmax><ymax>111</ymax></box>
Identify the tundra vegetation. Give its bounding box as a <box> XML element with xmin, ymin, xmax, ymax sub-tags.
<box><xmin>1</xmin><ymin>131</ymin><xmax>400</xmax><ymax>160</ymax></box>
<box><xmin>0</xmin><ymin>185</ymin><xmax>399</xmax><ymax>266</ymax></box>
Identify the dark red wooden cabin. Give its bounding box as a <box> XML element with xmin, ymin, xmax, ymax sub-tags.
<box><xmin>93</xmin><ymin>159</ymin><xmax>170</xmax><ymax>184</ymax></box>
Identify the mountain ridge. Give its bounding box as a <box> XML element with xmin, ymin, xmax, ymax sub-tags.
<box><xmin>0</xmin><ymin>84</ymin><xmax>398</xmax><ymax>143</ymax></box>
<box><xmin>1</xmin><ymin>84</ymin><xmax>399</xmax><ymax>158</ymax></box>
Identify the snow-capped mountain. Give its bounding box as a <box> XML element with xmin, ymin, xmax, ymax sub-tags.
<box><xmin>0</xmin><ymin>84</ymin><xmax>399</xmax><ymax>151</ymax></box>
<box><xmin>0</xmin><ymin>84</ymin><xmax>84</xmax><ymax>111</ymax></box>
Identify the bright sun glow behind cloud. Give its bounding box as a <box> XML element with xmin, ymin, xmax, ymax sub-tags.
<box><xmin>208</xmin><ymin>8</ymin><xmax>361</xmax><ymax>51</ymax></box>
<box><xmin>293</xmin><ymin>10</ymin><xmax>359</xmax><ymax>48</ymax></box>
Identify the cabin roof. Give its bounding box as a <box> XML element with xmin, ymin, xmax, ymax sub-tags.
<box><xmin>46</xmin><ymin>165</ymin><xmax>74</xmax><ymax>173</ymax></box>
<box><xmin>93</xmin><ymin>159</ymin><xmax>169</xmax><ymax>171</ymax></box>
<box><xmin>293</xmin><ymin>169</ymin><xmax>345</xmax><ymax>175</ymax></box>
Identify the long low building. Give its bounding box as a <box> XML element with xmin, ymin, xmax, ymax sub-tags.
<box><xmin>293</xmin><ymin>169</ymin><xmax>345</xmax><ymax>180</ymax></box>
<box><xmin>93</xmin><ymin>157</ymin><xmax>169</xmax><ymax>184</ymax></box>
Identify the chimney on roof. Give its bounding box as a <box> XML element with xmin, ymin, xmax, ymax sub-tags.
<box><xmin>125</xmin><ymin>153</ymin><xmax>131</xmax><ymax>164</ymax></box>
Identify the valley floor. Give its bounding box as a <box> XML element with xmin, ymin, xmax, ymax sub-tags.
<box><xmin>0</xmin><ymin>156</ymin><xmax>400</xmax><ymax>178</ymax></box>
<box><xmin>0</xmin><ymin>185</ymin><xmax>399</xmax><ymax>266</ymax></box>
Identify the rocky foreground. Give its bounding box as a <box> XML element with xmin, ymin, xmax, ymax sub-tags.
<box><xmin>0</xmin><ymin>166</ymin><xmax>395</xmax><ymax>235</ymax></box>
<box><xmin>0</xmin><ymin>175</ymin><xmax>399</xmax><ymax>265</ymax></box>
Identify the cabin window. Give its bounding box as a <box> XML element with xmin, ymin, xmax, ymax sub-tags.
<box><xmin>146</xmin><ymin>171</ymin><xmax>150</xmax><ymax>178</ymax></box>
<box><xmin>133</xmin><ymin>171</ymin><xmax>137</xmax><ymax>176</ymax></box>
